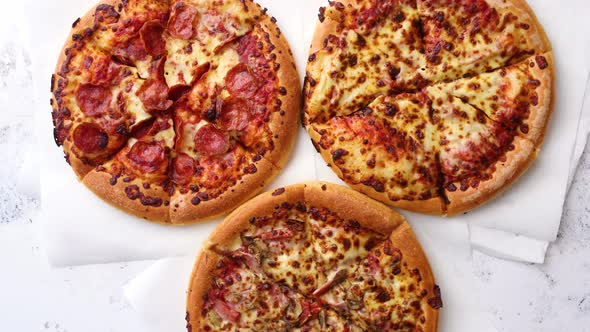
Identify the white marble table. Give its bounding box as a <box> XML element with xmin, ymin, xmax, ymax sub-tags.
<box><xmin>1</xmin><ymin>17</ymin><xmax>589</xmax><ymax>332</ymax></box>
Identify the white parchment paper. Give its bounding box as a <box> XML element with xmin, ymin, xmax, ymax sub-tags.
<box><xmin>21</xmin><ymin>0</ymin><xmax>589</xmax><ymax>266</ymax></box>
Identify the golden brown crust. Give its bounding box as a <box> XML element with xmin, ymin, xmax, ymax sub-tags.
<box><xmin>388</xmin><ymin>222</ymin><xmax>439</xmax><ymax>332</ymax></box>
<box><xmin>169</xmin><ymin>157</ymin><xmax>279</xmax><ymax>225</ymax></box>
<box><xmin>497</xmin><ymin>0</ymin><xmax>552</xmax><ymax>53</ymax></box>
<box><xmin>523</xmin><ymin>51</ymin><xmax>554</xmax><ymax>146</ymax></box>
<box><xmin>186</xmin><ymin>249</ymin><xmax>221</xmax><ymax>327</ymax></box>
<box><xmin>258</xmin><ymin>18</ymin><xmax>301</xmax><ymax>170</ymax></box>
<box><xmin>303</xmin><ymin>181</ymin><xmax>405</xmax><ymax>235</ymax></box>
<box><xmin>445</xmin><ymin>137</ymin><xmax>537</xmax><ymax>216</ymax></box>
<box><xmin>82</xmin><ymin>168</ymin><xmax>171</xmax><ymax>222</ymax></box>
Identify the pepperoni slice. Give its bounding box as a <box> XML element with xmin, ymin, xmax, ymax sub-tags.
<box><xmin>126</xmin><ymin>141</ymin><xmax>166</xmax><ymax>174</ymax></box>
<box><xmin>237</xmin><ymin>33</ymin><xmax>259</xmax><ymax>63</ymax></box>
<box><xmin>76</xmin><ymin>84</ymin><xmax>113</xmax><ymax>116</ymax></box>
<box><xmin>194</xmin><ymin>124</ymin><xmax>230</xmax><ymax>156</ymax></box>
<box><xmin>73</xmin><ymin>123</ymin><xmax>109</xmax><ymax>153</ymax></box>
<box><xmin>171</xmin><ymin>153</ymin><xmax>195</xmax><ymax>185</ymax></box>
<box><xmin>225</xmin><ymin>63</ymin><xmax>261</xmax><ymax>100</ymax></box>
<box><xmin>168</xmin><ymin>4</ymin><xmax>197</xmax><ymax>39</ymax></box>
<box><xmin>140</xmin><ymin>20</ymin><xmax>166</xmax><ymax>57</ymax></box>
<box><xmin>112</xmin><ymin>36</ymin><xmax>147</xmax><ymax>65</ymax></box>
<box><xmin>219</xmin><ymin>98</ymin><xmax>250</xmax><ymax>131</ymax></box>
<box><xmin>90</xmin><ymin>57</ymin><xmax>126</xmax><ymax>86</ymax></box>
<box><xmin>137</xmin><ymin>79</ymin><xmax>173</xmax><ymax>111</ymax></box>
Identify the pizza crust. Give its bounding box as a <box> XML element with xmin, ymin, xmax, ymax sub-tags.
<box><xmin>445</xmin><ymin>137</ymin><xmax>537</xmax><ymax>216</ymax></box>
<box><xmin>388</xmin><ymin>222</ymin><xmax>440</xmax><ymax>332</ymax></box>
<box><xmin>522</xmin><ymin>51</ymin><xmax>554</xmax><ymax>146</ymax></box>
<box><xmin>303</xmin><ymin>181</ymin><xmax>405</xmax><ymax>235</ymax></box>
<box><xmin>186</xmin><ymin>249</ymin><xmax>221</xmax><ymax>328</ymax></box>
<box><xmin>495</xmin><ymin>0</ymin><xmax>552</xmax><ymax>53</ymax></box>
<box><xmin>82</xmin><ymin>168</ymin><xmax>171</xmax><ymax>223</ymax></box>
<box><xmin>186</xmin><ymin>182</ymin><xmax>440</xmax><ymax>331</ymax></box>
<box><xmin>169</xmin><ymin>157</ymin><xmax>279</xmax><ymax>225</ymax></box>
<box><xmin>207</xmin><ymin>183</ymin><xmax>306</xmax><ymax>248</ymax></box>
<box><xmin>257</xmin><ymin>18</ymin><xmax>301</xmax><ymax>170</ymax></box>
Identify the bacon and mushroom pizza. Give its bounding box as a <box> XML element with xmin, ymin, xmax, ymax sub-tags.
<box><xmin>186</xmin><ymin>182</ymin><xmax>441</xmax><ymax>331</ymax></box>
<box><xmin>50</xmin><ymin>0</ymin><xmax>300</xmax><ymax>224</ymax></box>
<box><xmin>304</xmin><ymin>0</ymin><xmax>553</xmax><ymax>215</ymax></box>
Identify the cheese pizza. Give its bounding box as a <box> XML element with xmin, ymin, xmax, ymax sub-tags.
<box><xmin>304</xmin><ymin>0</ymin><xmax>553</xmax><ymax>215</ymax></box>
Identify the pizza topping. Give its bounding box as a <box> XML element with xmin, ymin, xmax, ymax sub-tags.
<box><xmin>136</xmin><ymin>78</ymin><xmax>173</xmax><ymax>111</ymax></box>
<box><xmin>194</xmin><ymin>124</ymin><xmax>230</xmax><ymax>156</ymax></box>
<box><xmin>225</xmin><ymin>63</ymin><xmax>260</xmax><ymax>100</ymax></box>
<box><xmin>73</xmin><ymin>123</ymin><xmax>109</xmax><ymax>153</ymax></box>
<box><xmin>139</xmin><ymin>20</ymin><xmax>166</xmax><ymax>57</ymax></box>
<box><xmin>113</xmin><ymin>36</ymin><xmax>148</xmax><ymax>65</ymax></box>
<box><xmin>427</xmin><ymin>285</ymin><xmax>444</xmax><ymax>309</ymax></box>
<box><xmin>94</xmin><ymin>4</ymin><xmax>120</xmax><ymax>25</ymax></box>
<box><xmin>219</xmin><ymin>97</ymin><xmax>250</xmax><ymax>131</ymax></box>
<box><xmin>171</xmin><ymin>153</ymin><xmax>195</xmax><ymax>185</ymax></box>
<box><xmin>213</xmin><ymin>298</ymin><xmax>240</xmax><ymax>323</ymax></box>
<box><xmin>535</xmin><ymin>55</ymin><xmax>549</xmax><ymax>69</ymax></box>
<box><xmin>169</xmin><ymin>3</ymin><xmax>198</xmax><ymax>39</ymax></box>
<box><xmin>126</xmin><ymin>141</ymin><xmax>167</xmax><ymax>173</ymax></box>
<box><xmin>76</xmin><ymin>84</ymin><xmax>113</xmax><ymax>116</ymax></box>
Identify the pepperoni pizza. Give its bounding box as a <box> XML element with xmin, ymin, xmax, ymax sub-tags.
<box><xmin>51</xmin><ymin>0</ymin><xmax>300</xmax><ymax>224</ymax></box>
<box><xmin>304</xmin><ymin>0</ymin><xmax>553</xmax><ymax>215</ymax></box>
<box><xmin>186</xmin><ymin>182</ymin><xmax>441</xmax><ymax>331</ymax></box>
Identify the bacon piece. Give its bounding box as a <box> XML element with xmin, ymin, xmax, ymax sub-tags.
<box><xmin>258</xmin><ymin>228</ymin><xmax>294</xmax><ymax>241</ymax></box>
<box><xmin>366</xmin><ymin>254</ymin><xmax>381</xmax><ymax>275</ymax></box>
<box><xmin>136</xmin><ymin>79</ymin><xmax>173</xmax><ymax>111</ymax></box>
<box><xmin>225</xmin><ymin>63</ymin><xmax>261</xmax><ymax>100</ymax></box>
<box><xmin>76</xmin><ymin>83</ymin><xmax>113</xmax><ymax>116</ymax></box>
<box><xmin>219</xmin><ymin>98</ymin><xmax>250</xmax><ymax>131</ymax></box>
<box><xmin>73</xmin><ymin>123</ymin><xmax>109</xmax><ymax>153</ymax></box>
<box><xmin>168</xmin><ymin>3</ymin><xmax>198</xmax><ymax>39</ymax></box>
<box><xmin>194</xmin><ymin>124</ymin><xmax>230</xmax><ymax>156</ymax></box>
<box><xmin>299</xmin><ymin>299</ymin><xmax>321</xmax><ymax>325</ymax></box>
<box><xmin>140</xmin><ymin>20</ymin><xmax>166</xmax><ymax>57</ymax></box>
<box><xmin>126</xmin><ymin>141</ymin><xmax>166</xmax><ymax>173</ymax></box>
<box><xmin>171</xmin><ymin>153</ymin><xmax>195</xmax><ymax>185</ymax></box>
<box><xmin>213</xmin><ymin>299</ymin><xmax>240</xmax><ymax>323</ymax></box>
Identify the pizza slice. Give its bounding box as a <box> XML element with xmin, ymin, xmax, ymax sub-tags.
<box><xmin>207</xmin><ymin>185</ymin><xmax>321</xmax><ymax>296</ymax></box>
<box><xmin>308</xmin><ymin>106</ymin><xmax>445</xmax><ymax>214</ymax></box>
<box><xmin>317</xmin><ymin>224</ymin><xmax>440</xmax><ymax>331</ymax></box>
<box><xmin>164</xmin><ymin>0</ymin><xmax>257</xmax><ymax>88</ymax></box>
<box><xmin>417</xmin><ymin>0</ymin><xmax>550</xmax><ymax>83</ymax></box>
<box><xmin>81</xmin><ymin>114</ymin><xmax>176</xmax><ymax>221</ymax></box>
<box><xmin>52</xmin><ymin>45</ymin><xmax>158</xmax><ymax>177</ymax></box>
<box><xmin>427</xmin><ymin>52</ymin><xmax>553</xmax><ymax>145</ymax></box>
<box><xmin>304</xmin><ymin>0</ymin><xmax>426</xmax><ymax>123</ymax></box>
<box><xmin>189</xmin><ymin>250</ymin><xmax>315</xmax><ymax>331</ymax></box>
<box><xmin>424</xmin><ymin>88</ymin><xmax>535</xmax><ymax>215</ymax></box>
